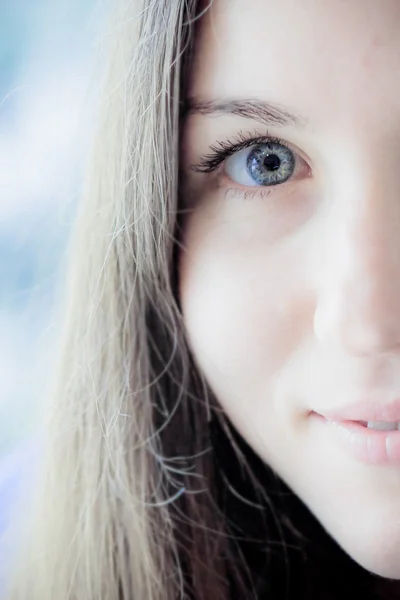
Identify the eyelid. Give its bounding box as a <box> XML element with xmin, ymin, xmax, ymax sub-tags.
<box><xmin>190</xmin><ymin>129</ymin><xmax>309</xmax><ymax>177</ymax></box>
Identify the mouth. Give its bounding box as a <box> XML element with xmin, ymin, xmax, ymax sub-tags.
<box><xmin>310</xmin><ymin>411</ymin><xmax>400</xmax><ymax>465</ymax></box>
<box><xmin>320</xmin><ymin>418</ymin><xmax>400</xmax><ymax>431</ymax></box>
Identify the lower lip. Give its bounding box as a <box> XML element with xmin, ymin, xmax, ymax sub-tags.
<box><xmin>311</xmin><ymin>412</ymin><xmax>400</xmax><ymax>465</ymax></box>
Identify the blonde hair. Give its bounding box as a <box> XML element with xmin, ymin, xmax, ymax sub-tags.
<box><xmin>3</xmin><ymin>1</ymin><xmax>290</xmax><ymax>599</ymax></box>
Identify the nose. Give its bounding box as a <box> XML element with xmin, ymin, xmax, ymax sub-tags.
<box><xmin>314</xmin><ymin>158</ymin><xmax>400</xmax><ymax>357</ymax></box>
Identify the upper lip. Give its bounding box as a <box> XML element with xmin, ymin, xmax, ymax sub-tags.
<box><xmin>315</xmin><ymin>398</ymin><xmax>400</xmax><ymax>422</ymax></box>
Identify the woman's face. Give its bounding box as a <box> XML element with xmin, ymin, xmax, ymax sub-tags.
<box><xmin>179</xmin><ymin>0</ymin><xmax>400</xmax><ymax>578</ymax></box>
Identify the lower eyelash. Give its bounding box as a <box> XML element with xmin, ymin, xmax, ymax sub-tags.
<box><xmin>225</xmin><ymin>187</ymin><xmax>274</xmax><ymax>201</ymax></box>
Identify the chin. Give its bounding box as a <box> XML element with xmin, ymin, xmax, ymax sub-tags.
<box><xmin>349</xmin><ymin>549</ymin><xmax>400</xmax><ymax>580</ymax></box>
<box><xmin>297</xmin><ymin>477</ymin><xmax>400</xmax><ymax>581</ymax></box>
<box><xmin>335</xmin><ymin>523</ymin><xmax>400</xmax><ymax>579</ymax></box>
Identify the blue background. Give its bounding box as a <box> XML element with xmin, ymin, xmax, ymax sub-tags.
<box><xmin>0</xmin><ymin>0</ymin><xmax>106</xmax><ymax>456</ymax></box>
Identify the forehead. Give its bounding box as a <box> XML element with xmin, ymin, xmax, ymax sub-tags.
<box><xmin>189</xmin><ymin>0</ymin><xmax>400</xmax><ymax>134</ymax></box>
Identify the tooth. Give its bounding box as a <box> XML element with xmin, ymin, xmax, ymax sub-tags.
<box><xmin>367</xmin><ymin>421</ymin><xmax>398</xmax><ymax>431</ymax></box>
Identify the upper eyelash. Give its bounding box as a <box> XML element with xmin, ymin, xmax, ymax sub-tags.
<box><xmin>190</xmin><ymin>129</ymin><xmax>292</xmax><ymax>173</ymax></box>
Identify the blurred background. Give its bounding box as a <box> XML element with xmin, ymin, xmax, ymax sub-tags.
<box><xmin>0</xmin><ymin>0</ymin><xmax>108</xmax><ymax>457</ymax></box>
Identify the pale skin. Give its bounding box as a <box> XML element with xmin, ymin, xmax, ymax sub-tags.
<box><xmin>178</xmin><ymin>0</ymin><xmax>400</xmax><ymax>581</ymax></box>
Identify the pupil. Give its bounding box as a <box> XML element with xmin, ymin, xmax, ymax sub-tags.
<box><xmin>264</xmin><ymin>154</ymin><xmax>280</xmax><ymax>171</ymax></box>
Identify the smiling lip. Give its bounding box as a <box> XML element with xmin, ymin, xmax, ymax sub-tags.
<box><xmin>311</xmin><ymin>402</ymin><xmax>400</xmax><ymax>465</ymax></box>
<box><xmin>316</xmin><ymin>398</ymin><xmax>400</xmax><ymax>423</ymax></box>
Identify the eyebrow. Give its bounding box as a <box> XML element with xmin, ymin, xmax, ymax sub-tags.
<box><xmin>181</xmin><ymin>97</ymin><xmax>309</xmax><ymax>129</ymax></box>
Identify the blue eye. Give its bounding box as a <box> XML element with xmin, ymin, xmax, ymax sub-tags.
<box><xmin>225</xmin><ymin>142</ymin><xmax>296</xmax><ymax>187</ymax></box>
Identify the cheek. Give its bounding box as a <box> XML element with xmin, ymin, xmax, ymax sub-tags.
<box><xmin>178</xmin><ymin>216</ymin><xmax>310</xmax><ymax>421</ymax></box>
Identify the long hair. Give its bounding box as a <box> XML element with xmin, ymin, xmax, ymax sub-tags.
<box><xmin>2</xmin><ymin>1</ymin><xmax>390</xmax><ymax>599</ymax></box>
<box><xmin>2</xmin><ymin>1</ymin><xmax>264</xmax><ymax>598</ymax></box>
